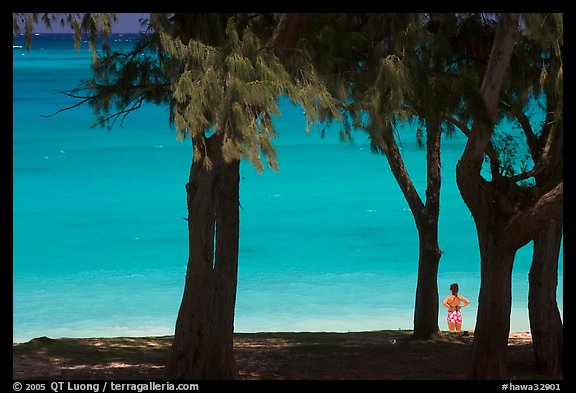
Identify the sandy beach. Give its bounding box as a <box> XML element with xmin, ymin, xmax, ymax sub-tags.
<box><xmin>13</xmin><ymin>330</ymin><xmax>537</xmax><ymax>380</ymax></box>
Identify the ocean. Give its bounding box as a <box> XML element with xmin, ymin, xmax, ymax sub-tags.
<box><xmin>12</xmin><ymin>34</ymin><xmax>563</xmax><ymax>343</ymax></box>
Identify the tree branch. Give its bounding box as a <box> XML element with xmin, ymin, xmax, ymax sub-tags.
<box><xmin>507</xmin><ymin>167</ymin><xmax>540</xmax><ymax>183</ymax></box>
<box><xmin>380</xmin><ymin>124</ymin><xmax>425</xmax><ymax>218</ymax></box>
<box><xmin>499</xmin><ymin>96</ymin><xmax>563</xmax><ymax>187</ymax></box>
<box><xmin>499</xmin><ymin>98</ymin><xmax>540</xmax><ymax>158</ymax></box>
<box><xmin>265</xmin><ymin>13</ymin><xmax>311</xmax><ymax>61</ymax></box>
<box><xmin>458</xmin><ymin>13</ymin><xmax>519</xmax><ymax>175</ymax></box>
<box><xmin>93</xmin><ymin>97</ymin><xmax>144</xmax><ymax>128</ymax></box>
<box><xmin>456</xmin><ymin>13</ymin><xmax>519</xmax><ymax>214</ymax></box>
<box><xmin>502</xmin><ymin>181</ymin><xmax>563</xmax><ymax>251</ymax></box>
<box><xmin>444</xmin><ymin>112</ymin><xmax>501</xmax><ymax>179</ymax></box>
<box><xmin>40</xmin><ymin>93</ymin><xmax>95</xmax><ymax>118</ymax></box>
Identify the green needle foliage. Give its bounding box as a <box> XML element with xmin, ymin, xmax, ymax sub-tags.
<box><xmin>23</xmin><ymin>14</ymin><xmax>341</xmax><ymax>174</ymax></box>
<box><xmin>160</xmin><ymin>17</ymin><xmax>340</xmax><ymax>172</ymax></box>
<box><xmin>14</xmin><ymin>12</ymin><xmax>117</xmax><ymax>63</ymax></box>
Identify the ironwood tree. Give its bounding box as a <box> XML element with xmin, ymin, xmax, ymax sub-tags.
<box><xmin>452</xmin><ymin>13</ymin><xmax>563</xmax><ymax>379</ymax></box>
<box><xmin>303</xmin><ymin>13</ymin><xmax>495</xmax><ymax>340</ymax></box>
<box><xmin>498</xmin><ymin>13</ymin><xmax>563</xmax><ymax>379</ymax></box>
<box><xmin>15</xmin><ymin>12</ymin><xmax>338</xmax><ymax>379</ymax></box>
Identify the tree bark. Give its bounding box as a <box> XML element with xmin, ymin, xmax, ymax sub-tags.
<box><xmin>527</xmin><ymin>101</ymin><xmax>563</xmax><ymax>378</ymax></box>
<box><xmin>413</xmin><ymin>117</ymin><xmax>442</xmax><ymax>339</ymax></box>
<box><xmin>267</xmin><ymin>13</ymin><xmax>310</xmax><ymax>60</ymax></box>
<box><xmin>379</xmin><ymin>117</ymin><xmax>442</xmax><ymax>339</ymax></box>
<box><xmin>413</xmin><ymin>225</ymin><xmax>442</xmax><ymax>339</ymax></box>
<box><xmin>165</xmin><ymin>13</ymin><xmax>312</xmax><ymax>379</ymax></box>
<box><xmin>165</xmin><ymin>133</ymin><xmax>241</xmax><ymax>379</ymax></box>
<box><xmin>529</xmin><ymin>219</ymin><xmax>563</xmax><ymax>378</ymax></box>
<box><xmin>468</xmin><ymin>225</ymin><xmax>515</xmax><ymax>379</ymax></box>
<box><xmin>456</xmin><ymin>13</ymin><xmax>519</xmax><ymax>379</ymax></box>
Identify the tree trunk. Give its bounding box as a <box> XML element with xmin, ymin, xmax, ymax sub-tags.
<box><xmin>527</xmin><ymin>92</ymin><xmax>563</xmax><ymax>378</ymax></box>
<box><xmin>457</xmin><ymin>180</ymin><xmax>563</xmax><ymax>380</ymax></box>
<box><xmin>165</xmin><ymin>133</ymin><xmax>240</xmax><ymax>379</ymax></box>
<box><xmin>529</xmin><ymin>219</ymin><xmax>563</xmax><ymax>378</ymax></box>
<box><xmin>163</xmin><ymin>13</ymin><xmax>312</xmax><ymax>380</ymax></box>
<box><xmin>378</xmin><ymin>119</ymin><xmax>442</xmax><ymax>340</ymax></box>
<box><xmin>468</xmin><ymin>228</ymin><xmax>515</xmax><ymax>379</ymax></box>
<box><xmin>413</xmin><ymin>118</ymin><xmax>442</xmax><ymax>339</ymax></box>
<box><xmin>413</xmin><ymin>226</ymin><xmax>442</xmax><ymax>339</ymax></box>
<box><xmin>455</xmin><ymin>13</ymin><xmax>520</xmax><ymax>379</ymax></box>
<box><xmin>454</xmin><ymin>12</ymin><xmax>564</xmax><ymax>380</ymax></box>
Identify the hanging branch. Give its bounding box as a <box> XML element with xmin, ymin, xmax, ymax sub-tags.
<box><xmin>40</xmin><ymin>91</ymin><xmax>96</xmax><ymax>118</ymax></box>
<box><xmin>94</xmin><ymin>96</ymin><xmax>145</xmax><ymax>128</ymax></box>
<box><xmin>40</xmin><ymin>80</ymin><xmax>171</xmax><ymax>129</ymax></box>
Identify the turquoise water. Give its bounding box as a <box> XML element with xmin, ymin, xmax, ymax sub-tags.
<box><xmin>12</xmin><ymin>34</ymin><xmax>563</xmax><ymax>343</ymax></box>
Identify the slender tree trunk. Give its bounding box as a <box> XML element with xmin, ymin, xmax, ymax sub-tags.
<box><xmin>413</xmin><ymin>224</ymin><xmax>442</xmax><ymax>339</ymax></box>
<box><xmin>378</xmin><ymin>115</ymin><xmax>442</xmax><ymax>339</ymax></box>
<box><xmin>165</xmin><ymin>134</ymin><xmax>240</xmax><ymax>379</ymax></box>
<box><xmin>468</xmin><ymin>225</ymin><xmax>515</xmax><ymax>379</ymax></box>
<box><xmin>529</xmin><ymin>219</ymin><xmax>563</xmax><ymax>378</ymax></box>
<box><xmin>413</xmin><ymin>118</ymin><xmax>442</xmax><ymax>339</ymax></box>
<box><xmin>526</xmin><ymin>98</ymin><xmax>563</xmax><ymax>378</ymax></box>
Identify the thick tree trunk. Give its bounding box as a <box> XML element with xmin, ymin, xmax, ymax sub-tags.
<box><xmin>165</xmin><ymin>134</ymin><xmax>240</xmax><ymax>379</ymax></box>
<box><xmin>529</xmin><ymin>219</ymin><xmax>563</xmax><ymax>378</ymax></box>
<box><xmin>164</xmin><ymin>13</ymin><xmax>312</xmax><ymax>380</ymax></box>
<box><xmin>457</xmin><ymin>179</ymin><xmax>563</xmax><ymax>380</ymax></box>
<box><xmin>455</xmin><ymin>13</ymin><xmax>520</xmax><ymax>379</ymax></box>
<box><xmin>454</xmin><ymin>12</ymin><xmax>563</xmax><ymax>380</ymax></box>
<box><xmin>468</xmin><ymin>229</ymin><xmax>515</xmax><ymax>379</ymax></box>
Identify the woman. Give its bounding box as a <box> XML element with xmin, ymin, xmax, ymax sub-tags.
<box><xmin>442</xmin><ymin>283</ymin><xmax>471</xmax><ymax>332</ymax></box>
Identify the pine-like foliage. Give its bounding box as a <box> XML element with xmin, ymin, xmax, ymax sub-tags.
<box><xmin>38</xmin><ymin>29</ymin><xmax>176</xmax><ymax>130</ymax></box>
<box><xmin>302</xmin><ymin>14</ymin><xmax>486</xmax><ymax>152</ymax></box>
<box><xmin>493</xmin><ymin>13</ymin><xmax>563</xmax><ymax>183</ymax></box>
<box><xmin>14</xmin><ymin>13</ymin><xmax>117</xmax><ymax>62</ymax></box>
<box><xmin>161</xmin><ymin>18</ymin><xmax>340</xmax><ymax>172</ymax></box>
<box><xmin>17</xmin><ymin>13</ymin><xmax>340</xmax><ymax>174</ymax></box>
<box><xmin>363</xmin><ymin>14</ymin><xmax>490</xmax><ymax>154</ymax></box>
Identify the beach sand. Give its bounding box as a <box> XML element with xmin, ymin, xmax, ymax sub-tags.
<box><xmin>13</xmin><ymin>330</ymin><xmax>538</xmax><ymax>380</ymax></box>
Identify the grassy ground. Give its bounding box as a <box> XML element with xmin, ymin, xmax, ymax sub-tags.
<box><xmin>13</xmin><ymin>330</ymin><xmax>538</xmax><ymax>380</ymax></box>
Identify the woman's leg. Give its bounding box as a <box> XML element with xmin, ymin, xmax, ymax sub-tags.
<box><xmin>447</xmin><ymin>312</ymin><xmax>456</xmax><ymax>331</ymax></box>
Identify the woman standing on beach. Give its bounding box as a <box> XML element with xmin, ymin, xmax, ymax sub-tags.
<box><xmin>442</xmin><ymin>283</ymin><xmax>471</xmax><ymax>332</ymax></box>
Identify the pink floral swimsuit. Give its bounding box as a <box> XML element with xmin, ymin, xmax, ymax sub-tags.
<box><xmin>447</xmin><ymin>309</ymin><xmax>462</xmax><ymax>324</ymax></box>
<box><xmin>447</xmin><ymin>295</ymin><xmax>463</xmax><ymax>324</ymax></box>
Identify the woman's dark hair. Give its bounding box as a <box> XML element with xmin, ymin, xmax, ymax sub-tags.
<box><xmin>450</xmin><ymin>283</ymin><xmax>459</xmax><ymax>297</ymax></box>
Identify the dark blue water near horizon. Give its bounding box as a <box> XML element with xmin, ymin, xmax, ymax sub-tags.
<box><xmin>12</xmin><ymin>34</ymin><xmax>563</xmax><ymax>342</ymax></box>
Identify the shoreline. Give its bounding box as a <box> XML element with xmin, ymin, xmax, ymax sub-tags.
<box><xmin>12</xmin><ymin>329</ymin><xmax>533</xmax><ymax>345</ymax></box>
<box><xmin>13</xmin><ymin>330</ymin><xmax>538</xmax><ymax>380</ymax></box>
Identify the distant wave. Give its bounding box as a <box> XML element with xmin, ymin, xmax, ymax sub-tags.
<box><xmin>13</xmin><ymin>45</ymin><xmax>23</xmax><ymax>49</ymax></box>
